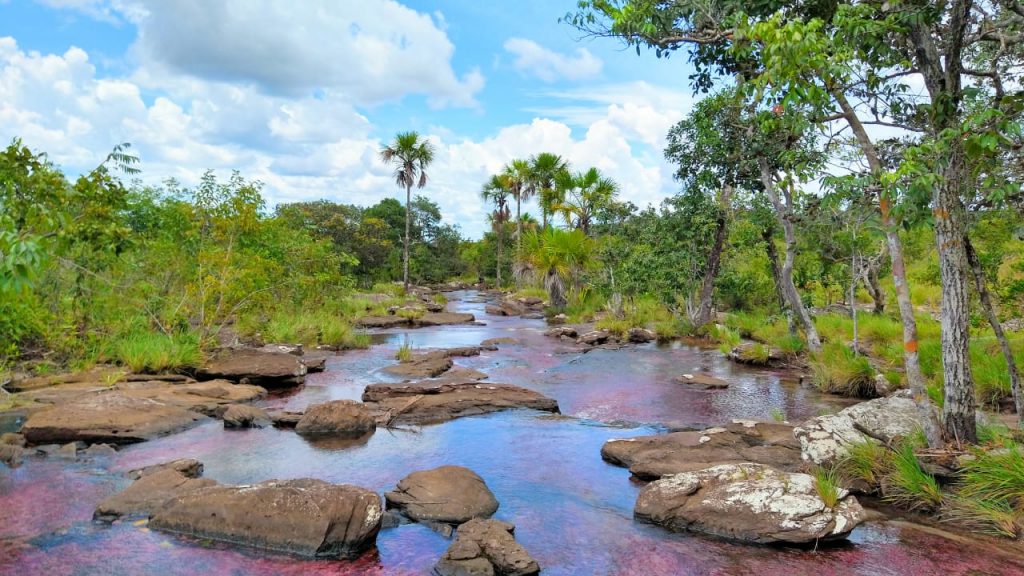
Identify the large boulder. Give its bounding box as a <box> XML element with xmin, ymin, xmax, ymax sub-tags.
<box><xmin>150</xmin><ymin>479</ymin><xmax>382</xmax><ymax>559</ymax></box>
<box><xmin>602</xmin><ymin>421</ymin><xmax>802</xmax><ymax>480</ymax></box>
<box><xmin>435</xmin><ymin>519</ymin><xmax>540</xmax><ymax>576</ymax></box>
<box><xmin>295</xmin><ymin>400</ymin><xmax>376</xmax><ymax>438</ymax></box>
<box><xmin>95</xmin><ymin>468</ymin><xmax>217</xmax><ymax>521</ymax></box>
<box><xmin>363</xmin><ymin>381</ymin><xmax>559</xmax><ymax>426</ymax></box>
<box><xmin>635</xmin><ymin>463</ymin><xmax>866</xmax><ymax>544</ymax></box>
<box><xmin>385</xmin><ymin>465</ymin><xmax>498</xmax><ymax>525</ymax></box>
<box><xmin>794</xmin><ymin>394</ymin><xmax>921</xmax><ymax>465</ymax></box>
<box><xmin>196</xmin><ymin>349</ymin><xmax>307</xmax><ymax>388</ymax></box>
<box><xmin>20</xmin><ymin>393</ymin><xmax>205</xmax><ymax>445</ymax></box>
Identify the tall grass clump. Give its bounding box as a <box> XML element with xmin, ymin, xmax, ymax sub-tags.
<box><xmin>885</xmin><ymin>442</ymin><xmax>944</xmax><ymax>511</ymax></box>
<box><xmin>813</xmin><ymin>467</ymin><xmax>842</xmax><ymax>508</ymax></box>
<box><xmin>941</xmin><ymin>446</ymin><xmax>1024</xmax><ymax>537</ymax></box>
<box><xmin>108</xmin><ymin>330</ymin><xmax>202</xmax><ymax>373</ymax></box>
<box><xmin>838</xmin><ymin>440</ymin><xmax>892</xmax><ymax>489</ymax></box>
<box><xmin>809</xmin><ymin>342</ymin><xmax>877</xmax><ymax>398</ymax></box>
<box><xmin>395</xmin><ymin>341</ymin><xmax>414</xmax><ymax>362</ymax></box>
<box><xmin>653</xmin><ymin>316</ymin><xmax>693</xmax><ymax>341</ymax></box>
<box><xmin>261</xmin><ymin>310</ymin><xmax>369</xmax><ymax>349</ymax></box>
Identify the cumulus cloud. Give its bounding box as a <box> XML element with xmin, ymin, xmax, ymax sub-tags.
<box><xmin>503</xmin><ymin>38</ymin><xmax>603</xmax><ymax>83</ymax></box>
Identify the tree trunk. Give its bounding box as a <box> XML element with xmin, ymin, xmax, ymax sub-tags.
<box><xmin>695</xmin><ymin>185</ymin><xmax>732</xmax><ymax>327</ymax></box>
<box><xmin>496</xmin><ymin>222</ymin><xmax>504</xmax><ymax>288</ymax></box>
<box><xmin>863</xmin><ymin>249</ymin><xmax>886</xmax><ymax>314</ymax></box>
<box><xmin>763</xmin><ymin>226</ymin><xmax>789</xmax><ymax>318</ymax></box>
<box><xmin>833</xmin><ymin>88</ymin><xmax>943</xmax><ymax>448</ymax></box>
<box><xmin>851</xmin><ymin>249</ymin><xmax>859</xmax><ymax>353</ymax></box>
<box><xmin>758</xmin><ymin>158</ymin><xmax>822</xmax><ymax>353</ymax></box>
<box><xmin>966</xmin><ymin>236</ymin><xmax>1022</xmax><ymax>423</ymax></box>
<box><xmin>403</xmin><ymin>182</ymin><xmax>411</xmax><ymax>292</ymax></box>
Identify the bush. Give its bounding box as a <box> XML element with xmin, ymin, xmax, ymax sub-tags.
<box><xmin>809</xmin><ymin>342</ymin><xmax>877</xmax><ymax>398</ymax></box>
<box><xmin>107</xmin><ymin>330</ymin><xmax>202</xmax><ymax>373</ymax></box>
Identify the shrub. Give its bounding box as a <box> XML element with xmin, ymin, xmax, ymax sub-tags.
<box><xmin>809</xmin><ymin>342</ymin><xmax>877</xmax><ymax>398</ymax></box>
<box><xmin>107</xmin><ymin>330</ymin><xmax>202</xmax><ymax>373</ymax></box>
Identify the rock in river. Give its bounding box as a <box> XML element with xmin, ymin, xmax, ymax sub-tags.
<box><xmin>385</xmin><ymin>465</ymin><xmax>498</xmax><ymax>525</ymax></box>
<box><xmin>196</xmin><ymin>348</ymin><xmax>307</xmax><ymax>388</ymax></box>
<box><xmin>95</xmin><ymin>467</ymin><xmax>217</xmax><ymax>521</ymax></box>
<box><xmin>363</xmin><ymin>381</ymin><xmax>559</xmax><ymax>425</ymax></box>
<box><xmin>673</xmin><ymin>373</ymin><xmax>730</xmax><ymax>390</ymax></box>
<box><xmin>635</xmin><ymin>463</ymin><xmax>866</xmax><ymax>545</ymax></box>
<box><xmin>150</xmin><ymin>479</ymin><xmax>382</xmax><ymax>559</ymax></box>
<box><xmin>435</xmin><ymin>519</ymin><xmax>540</xmax><ymax>576</ymax></box>
<box><xmin>793</xmin><ymin>394</ymin><xmax>921</xmax><ymax>465</ymax></box>
<box><xmin>295</xmin><ymin>399</ymin><xmax>376</xmax><ymax>438</ymax></box>
<box><xmin>602</xmin><ymin>420</ymin><xmax>801</xmax><ymax>480</ymax></box>
<box><xmin>413</xmin><ymin>312</ymin><xmax>476</xmax><ymax>327</ymax></box>
<box><xmin>20</xmin><ymin>393</ymin><xmax>205</xmax><ymax>445</ymax></box>
<box><xmin>221</xmin><ymin>404</ymin><xmax>271</xmax><ymax>429</ymax></box>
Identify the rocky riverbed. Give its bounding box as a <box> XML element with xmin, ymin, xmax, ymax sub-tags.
<box><xmin>2</xmin><ymin>291</ymin><xmax>1024</xmax><ymax>575</ymax></box>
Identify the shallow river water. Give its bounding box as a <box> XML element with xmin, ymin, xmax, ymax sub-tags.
<box><xmin>2</xmin><ymin>291</ymin><xmax>1023</xmax><ymax>575</ymax></box>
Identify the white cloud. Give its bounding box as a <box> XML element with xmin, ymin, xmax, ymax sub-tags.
<box><xmin>503</xmin><ymin>38</ymin><xmax>603</xmax><ymax>83</ymax></box>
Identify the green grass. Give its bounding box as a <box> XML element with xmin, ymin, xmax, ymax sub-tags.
<box><xmin>653</xmin><ymin>316</ymin><xmax>693</xmax><ymax>341</ymax></box>
<box><xmin>261</xmin><ymin>310</ymin><xmax>369</xmax><ymax>349</ymax></box>
<box><xmin>942</xmin><ymin>496</ymin><xmax>1023</xmax><ymax>538</ymax></box>
<box><xmin>770</xmin><ymin>407</ymin><xmax>787</xmax><ymax>422</ymax></box>
<box><xmin>107</xmin><ymin>330</ymin><xmax>202</xmax><ymax>373</ymax></box>
<box><xmin>595</xmin><ymin>317</ymin><xmax>631</xmax><ymax>338</ymax></box>
<box><xmin>885</xmin><ymin>442</ymin><xmax>944</xmax><ymax>511</ymax></box>
<box><xmin>813</xmin><ymin>467</ymin><xmax>842</xmax><ymax>508</ymax></box>
<box><xmin>838</xmin><ymin>440</ymin><xmax>891</xmax><ymax>489</ymax></box>
<box><xmin>809</xmin><ymin>342</ymin><xmax>877</xmax><ymax>398</ymax></box>
<box><xmin>776</xmin><ymin>334</ymin><xmax>806</xmax><ymax>357</ymax></box>
<box><xmin>512</xmin><ymin>287</ymin><xmax>548</xmax><ymax>300</ymax></box>
<box><xmin>395</xmin><ymin>342</ymin><xmax>413</xmax><ymax>362</ymax></box>
<box><xmin>957</xmin><ymin>446</ymin><xmax>1024</xmax><ymax>504</ymax></box>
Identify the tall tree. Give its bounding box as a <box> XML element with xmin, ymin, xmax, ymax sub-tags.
<box><xmin>554</xmin><ymin>167</ymin><xmax>619</xmax><ymax>235</ymax></box>
<box><xmin>529</xmin><ymin>152</ymin><xmax>569</xmax><ymax>229</ymax></box>
<box><xmin>481</xmin><ymin>174</ymin><xmax>512</xmax><ymax>287</ymax></box>
<box><xmin>379</xmin><ymin>131</ymin><xmax>435</xmax><ymax>292</ymax></box>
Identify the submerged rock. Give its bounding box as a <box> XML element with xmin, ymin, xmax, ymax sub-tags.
<box><xmin>221</xmin><ymin>404</ymin><xmax>271</xmax><ymax>429</ymax></box>
<box><xmin>435</xmin><ymin>519</ymin><xmax>540</xmax><ymax>576</ymax></box>
<box><xmin>363</xmin><ymin>381</ymin><xmax>559</xmax><ymax>426</ymax></box>
<box><xmin>295</xmin><ymin>400</ymin><xmax>376</xmax><ymax>438</ymax></box>
<box><xmin>385</xmin><ymin>465</ymin><xmax>499</xmax><ymax>525</ymax></box>
<box><xmin>673</xmin><ymin>373</ymin><xmax>730</xmax><ymax>390</ymax></box>
<box><xmin>150</xmin><ymin>479</ymin><xmax>382</xmax><ymax>559</ymax></box>
<box><xmin>793</xmin><ymin>394</ymin><xmax>921</xmax><ymax>465</ymax></box>
<box><xmin>602</xmin><ymin>420</ymin><xmax>801</xmax><ymax>480</ymax></box>
<box><xmin>196</xmin><ymin>349</ymin><xmax>307</xmax><ymax>388</ymax></box>
<box><xmin>635</xmin><ymin>463</ymin><xmax>866</xmax><ymax>544</ymax></box>
<box><xmin>95</xmin><ymin>468</ymin><xmax>217</xmax><ymax>521</ymax></box>
<box><xmin>21</xmin><ymin>393</ymin><xmax>205</xmax><ymax>445</ymax></box>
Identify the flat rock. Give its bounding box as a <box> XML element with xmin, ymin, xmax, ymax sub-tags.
<box><xmin>414</xmin><ymin>312</ymin><xmax>475</xmax><ymax>327</ymax></box>
<box><xmin>635</xmin><ymin>463</ymin><xmax>866</xmax><ymax>544</ymax></box>
<box><xmin>544</xmin><ymin>326</ymin><xmax>577</xmax><ymax>339</ymax></box>
<box><xmin>794</xmin><ymin>394</ymin><xmax>921</xmax><ymax>466</ymax></box>
<box><xmin>295</xmin><ymin>400</ymin><xmax>376</xmax><ymax>437</ymax></box>
<box><xmin>383</xmin><ymin>356</ymin><xmax>454</xmax><ymax>379</ymax></box>
<box><xmin>128</xmin><ymin>458</ymin><xmax>204</xmax><ymax>480</ymax></box>
<box><xmin>118</xmin><ymin>379</ymin><xmax>267</xmax><ymax>416</ymax></box>
<box><xmin>363</xmin><ymin>381</ymin><xmax>559</xmax><ymax>426</ymax></box>
<box><xmin>435</xmin><ymin>519</ymin><xmax>540</xmax><ymax>576</ymax></box>
<box><xmin>268</xmin><ymin>410</ymin><xmax>304</xmax><ymax>428</ymax></box>
<box><xmin>578</xmin><ymin>330</ymin><xmax>613</xmax><ymax>346</ymax></box>
<box><xmin>727</xmin><ymin>343</ymin><xmax>787</xmax><ymax>367</ymax></box>
<box><xmin>385</xmin><ymin>465</ymin><xmax>498</xmax><ymax>525</ymax></box>
<box><xmin>1</xmin><ymin>432</ymin><xmax>25</xmax><ymax>447</ymax></box>
<box><xmin>196</xmin><ymin>349</ymin><xmax>307</xmax><ymax>388</ymax></box>
<box><xmin>221</xmin><ymin>404</ymin><xmax>271</xmax><ymax>429</ymax></box>
<box><xmin>20</xmin><ymin>393</ymin><xmax>206</xmax><ymax>445</ymax></box>
<box><xmin>602</xmin><ymin>420</ymin><xmax>802</xmax><ymax>480</ymax></box>
<box><xmin>356</xmin><ymin>315</ymin><xmax>410</xmax><ymax>329</ymax></box>
<box><xmin>301</xmin><ymin>355</ymin><xmax>328</xmax><ymax>373</ymax></box>
<box><xmin>150</xmin><ymin>479</ymin><xmax>382</xmax><ymax>559</ymax></box>
<box><xmin>673</xmin><ymin>373</ymin><xmax>730</xmax><ymax>390</ymax></box>
<box><xmin>95</xmin><ymin>468</ymin><xmax>218</xmax><ymax>521</ymax></box>
<box><xmin>481</xmin><ymin>337</ymin><xmax>520</xmax><ymax>347</ymax></box>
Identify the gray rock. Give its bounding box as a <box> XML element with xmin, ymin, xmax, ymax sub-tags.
<box><xmin>793</xmin><ymin>395</ymin><xmax>921</xmax><ymax>465</ymax></box>
<box><xmin>95</xmin><ymin>468</ymin><xmax>217</xmax><ymax>521</ymax></box>
<box><xmin>295</xmin><ymin>400</ymin><xmax>376</xmax><ymax>437</ymax></box>
<box><xmin>221</xmin><ymin>404</ymin><xmax>271</xmax><ymax>429</ymax></box>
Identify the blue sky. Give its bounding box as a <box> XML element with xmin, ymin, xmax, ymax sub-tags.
<box><xmin>0</xmin><ymin>0</ymin><xmax>701</xmax><ymax>237</ymax></box>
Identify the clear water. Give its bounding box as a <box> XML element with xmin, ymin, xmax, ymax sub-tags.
<box><xmin>2</xmin><ymin>292</ymin><xmax>1022</xmax><ymax>575</ymax></box>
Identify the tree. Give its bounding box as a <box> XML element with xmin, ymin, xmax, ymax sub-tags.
<box><xmin>554</xmin><ymin>167</ymin><xmax>619</xmax><ymax>235</ymax></box>
<box><xmin>503</xmin><ymin>159</ymin><xmax>533</xmax><ymax>254</ymax></box>
<box><xmin>529</xmin><ymin>152</ymin><xmax>569</xmax><ymax>229</ymax></box>
<box><xmin>521</xmin><ymin>228</ymin><xmax>595</xmax><ymax>308</ymax></box>
<box><xmin>379</xmin><ymin>131</ymin><xmax>435</xmax><ymax>292</ymax></box>
<box><xmin>481</xmin><ymin>174</ymin><xmax>512</xmax><ymax>287</ymax></box>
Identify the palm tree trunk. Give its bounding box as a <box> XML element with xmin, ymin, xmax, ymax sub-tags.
<box><xmin>758</xmin><ymin>158</ymin><xmax>822</xmax><ymax>353</ymax></box>
<box><xmin>966</xmin><ymin>236</ymin><xmax>1022</xmax><ymax>425</ymax></box>
<box><xmin>404</xmin><ymin>182</ymin><xmax>411</xmax><ymax>292</ymax></box>
<box><xmin>496</xmin><ymin>226</ymin><xmax>503</xmax><ymax>288</ymax></box>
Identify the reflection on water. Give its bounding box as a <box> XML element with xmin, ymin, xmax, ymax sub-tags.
<box><xmin>2</xmin><ymin>292</ymin><xmax>1022</xmax><ymax>575</ymax></box>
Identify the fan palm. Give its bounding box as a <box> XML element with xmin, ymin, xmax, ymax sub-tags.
<box><xmin>528</xmin><ymin>153</ymin><xmax>569</xmax><ymax>230</ymax></box>
<box><xmin>481</xmin><ymin>174</ymin><xmax>512</xmax><ymax>287</ymax></box>
<box><xmin>554</xmin><ymin>167</ymin><xmax>618</xmax><ymax>236</ymax></box>
<box><xmin>379</xmin><ymin>131</ymin><xmax>435</xmax><ymax>291</ymax></box>
<box><xmin>521</xmin><ymin>227</ymin><xmax>595</xmax><ymax>308</ymax></box>
<box><xmin>502</xmin><ymin>159</ymin><xmax>532</xmax><ymax>252</ymax></box>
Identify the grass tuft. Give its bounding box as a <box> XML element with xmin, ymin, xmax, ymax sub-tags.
<box><xmin>884</xmin><ymin>442</ymin><xmax>944</xmax><ymax>511</ymax></box>
<box><xmin>809</xmin><ymin>342</ymin><xmax>877</xmax><ymax>398</ymax></box>
<box><xmin>107</xmin><ymin>331</ymin><xmax>202</xmax><ymax>373</ymax></box>
<box><xmin>395</xmin><ymin>342</ymin><xmax>414</xmax><ymax>362</ymax></box>
<box><xmin>813</xmin><ymin>466</ymin><xmax>842</xmax><ymax>508</ymax></box>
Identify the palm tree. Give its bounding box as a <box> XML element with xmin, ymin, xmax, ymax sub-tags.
<box><xmin>554</xmin><ymin>167</ymin><xmax>618</xmax><ymax>235</ymax></box>
<box><xmin>481</xmin><ymin>174</ymin><xmax>512</xmax><ymax>287</ymax></box>
<box><xmin>528</xmin><ymin>153</ymin><xmax>569</xmax><ymax>230</ymax></box>
<box><xmin>502</xmin><ymin>159</ymin><xmax>532</xmax><ymax>252</ymax></box>
<box><xmin>521</xmin><ymin>228</ymin><xmax>595</xmax><ymax>308</ymax></box>
<box><xmin>379</xmin><ymin>131</ymin><xmax>435</xmax><ymax>291</ymax></box>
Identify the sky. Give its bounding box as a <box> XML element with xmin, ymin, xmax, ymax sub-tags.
<box><xmin>0</xmin><ymin>0</ymin><xmax>703</xmax><ymax>237</ymax></box>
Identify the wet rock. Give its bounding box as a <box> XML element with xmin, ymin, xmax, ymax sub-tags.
<box><xmin>221</xmin><ymin>404</ymin><xmax>271</xmax><ymax>429</ymax></box>
<box><xmin>726</xmin><ymin>343</ymin><xmax>787</xmax><ymax>367</ymax></box>
<box><xmin>295</xmin><ymin>400</ymin><xmax>376</xmax><ymax>437</ymax></box>
<box><xmin>150</xmin><ymin>479</ymin><xmax>382</xmax><ymax>559</ymax></box>
<box><xmin>385</xmin><ymin>465</ymin><xmax>498</xmax><ymax>525</ymax></box>
<box><xmin>602</xmin><ymin>420</ymin><xmax>802</xmax><ymax>480</ymax></box>
<box><xmin>578</xmin><ymin>330</ymin><xmax>613</xmax><ymax>346</ymax></box>
<box><xmin>485</xmin><ymin>305</ymin><xmax>508</xmax><ymax>316</ymax></box>
<box><xmin>673</xmin><ymin>373</ymin><xmax>730</xmax><ymax>390</ymax></box>
<box><xmin>356</xmin><ymin>315</ymin><xmax>410</xmax><ymax>329</ymax></box>
<box><xmin>82</xmin><ymin>443</ymin><xmax>117</xmax><ymax>457</ymax></box>
<box><xmin>548</xmin><ymin>313</ymin><xmax>568</xmax><ymax>325</ymax></box>
<box><xmin>268</xmin><ymin>410</ymin><xmax>304</xmax><ymax>429</ymax></box>
<box><xmin>414</xmin><ymin>312</ymin><xmax>476</xmax><ymax>327</ymax></box>
<box><xmin>128</xmin><ymin>458</ymin><xmax>203</xmax><ymax>480</ymax></box>
<box><xmin>0</xmin><ymin>444</ymin><xmax>24</xmax><ymax>468</ymax></box>
<box><xmin>544</xmin><ymin>326</ymin><xmax>577</xmax><ymax>339</ymax></box>
<box><xmin>21</xmin><ymin>393</ymin><xmax>205</xmax><ymax>445</ymax></box>
<box><xmin>56</xmin><ymin>442</ymin><xmax>81</xmax><ymax>458</ymax></box>
<box><xmin>0</xmin><ymin>432</ymin><xmax>25</xmax><ymax>447</ymax></box>
<box><xmin>383</xmin><ymin>355</ymin><xmax>454</xmax><ymax>379</ymax></box>
<box><xmin>435</xmin><ymin>519</ymin><xmax>540</xmax><ymax>576</ymax></box>
<box><xmin>95</xmin><ymin>468</ymin><xmax>218</xmax><ymax>521</ymax></box>
<box><xmin>793</xmin><ymin>394</ymin><xmax>921</xmax><ymax>466</ymax></box>
<box><xmin>481</xmin><ymin>337</ymin><xmax>520</xmax><ymax>347</ymax></box>
<box><xmin>118</xmin><ymin>379</ymin><xmax>267</xmax><ymax>416</ymax></box>
<box><xmin>257</xmin><ymin>343</ymin><xmax>303</xmax><ymax>356</ymax></box>
<box><xmin>363</xmin><ymin>381</ymin><xmax>559</xmax><ymax>426</ymax></box>
<box><xmin>635</xmin><ymin>463</ymin><xmax>866</xmax><ymax>544</ymax></box>
<box><xmin>301</xmin><ymin>353</ymin><xmax>330</xmax><ymax>373</ymax></box>
<box><xmin>196</xmin><ymin>349</ymin><xmax>307</xmax><ymax>388</ymax></box>
<box><xmin>628</xmin><ymin>328</ymin><xmax>657</xmax><ymax>343</ymax></box>
<box><xmin>444</xmin><ymin>367</ymin><xmax>489</xmax><ymax>381</ymax></box>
